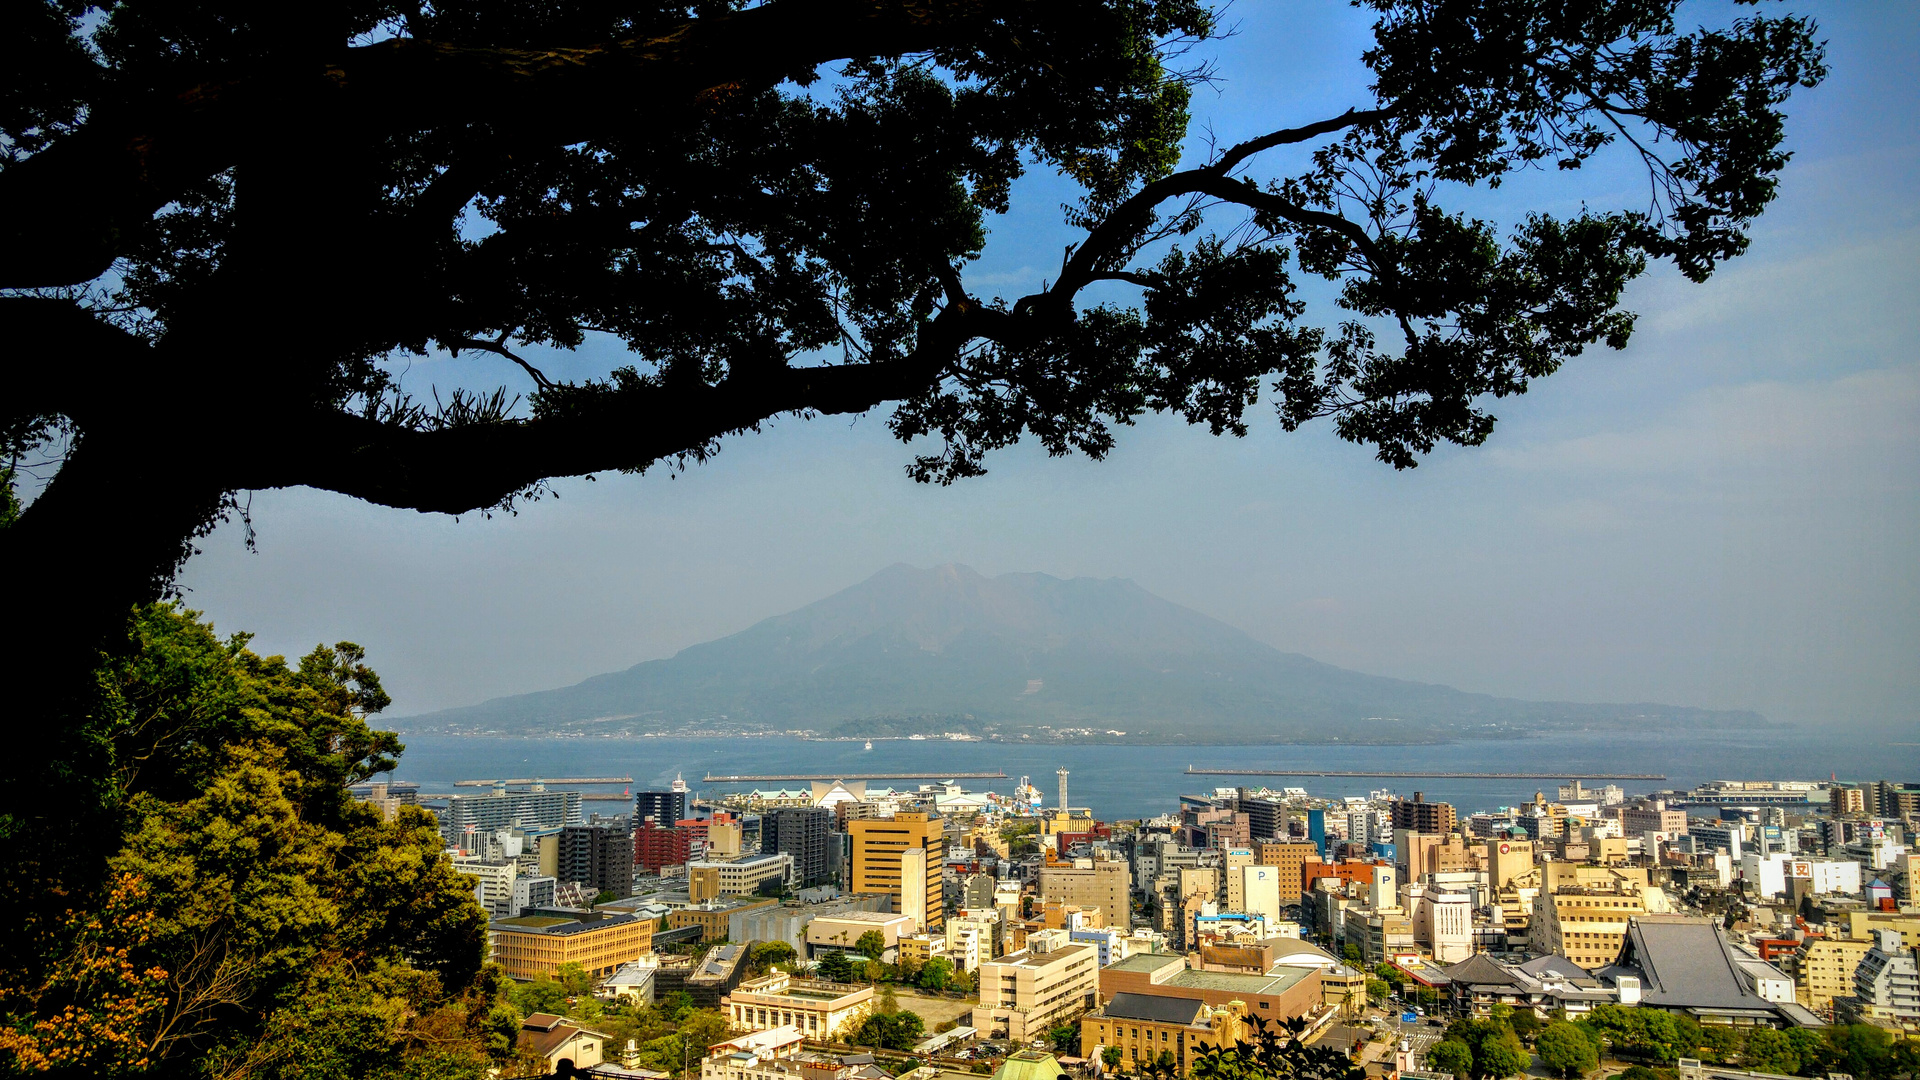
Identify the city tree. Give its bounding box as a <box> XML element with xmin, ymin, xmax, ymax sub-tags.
<box><xmin>856</xmin><ymin>929</ymin><xmax>889</xmax><ymax>961</ymax></box>
<box><xmin>0</xmin><ymin>0</ymin><xmax>1826</xmax><ymax>761</ymax></box>
<box><xmin>1535</xmin><ymin>1022</ymin><xmax>1599</xmax><ymax>1079</ymax></box>
<box><xmin>1440</xmin><ymin>1017</ymin><xmax>1530</xmax><ymax>1080</ymax></box>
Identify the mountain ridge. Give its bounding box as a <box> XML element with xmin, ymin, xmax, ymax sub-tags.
<box><xmin>395</xmin><ymin>563</ymin><xmax>1766</xmax><ymax>743</ymax></box>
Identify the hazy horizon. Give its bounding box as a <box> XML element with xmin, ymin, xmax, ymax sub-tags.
<box><xmin>172</xmin><ymin>5</ymin><xmax>1917</xmax><ymax>730</ymax></box>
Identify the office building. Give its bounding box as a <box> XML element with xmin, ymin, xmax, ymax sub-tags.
<box><xmin>1619</xmin><ymin>804</ymin><xmax>1690</xmax><ymax>836</ymax></box>
<box><xmin>1236</xmin><ymin>791</ymin><xmax>1288</xmax><ymax>842</ymax></box>
<box><xmin>1039</xmin><ymin>857</ymin><xmax>1131</xmax><ymax>931</ymax></box>
<box><xmin>1389</xmin><ymin>792</ymin><xmax>1456</xmax><ymax>835</ymax></box>
<box><xmin>762</xmin><ymin>806</ymin><xmax>835</xmax><ymax>888</ymax></box>
<box><xmin>560</xmin><ymin>822</ymin><xmax>635</xmax><ymax>898</ymax></box>
<box><xmin>689</xmin><ymin>852</ymin><xmax>794</xmax><ymax>902</ymax></box>
<box><xmin>1079</xmin><ymin>994</ymin><xmax>1250</xmax><ymax>1074</ymax></box>
<box><xmin>722</xmin><ymin>972</ymin><xmax>874</xmax><ymax>1041</ymax></box>
<box><xmin>971</xmin><ymin>929</ymin><xmax>1101</xmax><ymax>1042</ymax></box>
<box><xmin>1256</xmin><ymin>842</ymin><xmax>1318</xmax><ymax>903</ymax></box>
<box><xmin>636</xmin><ymin>785</ymin><xmax>691</xmax><ymax>829</ymax></box>
<box><xmin>490</xmin><ymin>912</ymin><xmax>654</xmax><ymax>981</ymax></box>
<box><xmin>1532</xmin><ymin>881</ymin><xmax>1647</xmax><ymax>971</ymax></box>
<box><xmin>848</xmin><ymin>811</ymin><xmax>946</xmax><ymax>932</ymax></box>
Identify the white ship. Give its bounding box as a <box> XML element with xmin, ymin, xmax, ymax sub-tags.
<box><xmin>863</xmin><ymin>740</ymin><xmax>873</xmax><ymax>750</ymax></box>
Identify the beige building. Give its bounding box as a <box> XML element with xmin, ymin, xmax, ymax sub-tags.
<box><xmin>971</xmin><ymin>929</ymin><xmax>1101</xmax><ymax>1042</ymax></box>
<box><xmin>1792</xmin><ymin>937</ymin><xmax>1874</xmax><ymax>1013</ymax></box>
<box><xmin>849</xmin><ymin>812</ymin><xmax>946</xmax><ymax>932</ymax></box>
<box><xmin>1486</xmin><ymin>839</ymin><xmax>1537</xmax><ymax>890</ymax></box>
<box><xmin>490</xmin><ymin>913</ymin><xmax>655</xmax><ymax>981</ymax></box>
<box><xmin>1531</xmin><ymin>876</ymin><xmax>1648</xmax><ymax>970</ymax></box>
<box><xmin>671</xmin><ymin>898</ymin><xmax>779</xmax><ymax>942</ymax></box>
<box><xmin>947</xmin><ymin>909</ymin><xmax>1001</xmax><ymax>970</ymax></box>
<box><xmin>689</xmin><ymin>853</ymin><xmax>794</xmax><ymax>903</ymax></box>
<box><xmin>1038</xmin><ymin>858</ymin><xmax>1131</xmax><ymax>931</ymax></box>
<box><xmin>898</xmin><ymin>932</ymin><xmax>948</xmax><ymax>966</ymax></box>
<box><xmin>1342</xmin><ymin>906</ymin><xmax>1415</xmax><ymax>964</ymax></box>
<box><xmin>1079</xmin><ymin>994</ymin><xmax>1249</xmax><ymax>1074</ymax></box>
<box><xmin>723</xmin><ymin>973</ymin><xmax>874</xmax><ymax>1041</ymax></box>
<box><xmin>1222</xmin><ymin>850</ymin><xmax>1255</xmax><ymax>910</ymax></box>
<box><xmin>806</xmin><ymin>911</ymin><xmax>918</xmax><ymax>956</ymax></box>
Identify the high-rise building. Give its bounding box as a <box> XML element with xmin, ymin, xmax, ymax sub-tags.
<box><xmin>634</xmin><ymin>819</ymin><xmax>692</xmax><ymax>873</ymax></box>
<box><xmin>1389</xmin><ymin>792</ymin><xmax>1456</xmax><ymax>835</ymax></box>
<box><xmin>1618</xmin><ymin>804</ymin><xmax>1689</xmax><ymax>836</ymax></box>
<box><xmin>636</xmin><ymin>783</ymin><xmax>690</xmax><ymax>829</ymax></box>
<box><xmin>1255</xmin><ymin>842</ymin><xmax>1317</xmax><ymax>903</ymax></box>
<box><xmin>762</xmin><ymin>806</ymin><xmax>835</xmax><ymax>887</ymax></box>
<box><xmin>849</xmin><ymin>811</ymin><xmax>946</xmax><ymax>932</ymax></box>
<box><xmin>439</xmin><ymin>784</ymin><xmax>583</xmax><ymax>845</ymax></box>
<box><xmin>1038</xmin><ymin>857</ymin><xmax>1131</xmax><ymax>929</ymax></box>
<box><xmin>1236</xmin><ymin>791</ymin><xmax>1288</xmax><ymax>842</ymax></box>
<box><xmin>560</xmin><ymin>822</ymin><xmax>634</xmax><ymax>898</ymax></box>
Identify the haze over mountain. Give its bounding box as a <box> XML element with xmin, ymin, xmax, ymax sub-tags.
<box><xmin>397</xmin><ymin>564</ymin><xmax>1765</xmax><ymax>742</ymax></box>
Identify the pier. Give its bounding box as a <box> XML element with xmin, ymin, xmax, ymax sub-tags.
<box><xmin>452</xmin><ymin>776</ymin><xmax>633</xmax><ymax>786</ymax></box>
<box><xmin>1185</xmin><ymin>767</ymin><xmax>1666</xmax><ymax>780</ymax></box>
<box><xmin>702</xmin><ymin>771</ymin><xmax>1008</xmax><ymax>783</ymax></box>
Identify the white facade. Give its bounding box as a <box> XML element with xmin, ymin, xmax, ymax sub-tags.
<box><xmin>1853</xmin><ymin>930</ymin><xmax>1920</xmax><ymax>1019</ymax></box>
<box><xmin>1241</xmin><ymin>865</ymin><xmax>1285</xmax><ymax>926</ymax></box>
<box><xmin>454</xmin><ymin>857</ymin><xmax>518</xmax><ymax>918</ymax></box>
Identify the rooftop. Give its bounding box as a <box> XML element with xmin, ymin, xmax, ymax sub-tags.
<box><xmin>1167</xmin><ymin>966</ymin><xmax>1311</xmax><ymax>996</ymax></box>
<box><xmin>1101</xmin><ymin>992</ymin><xmax>1208</xmax><ymax>1026</ymax></box>
<box><xmin>1106</xmin><ymin>953</ymin><xmax>1187</xmax><ymax>975</ymax></box>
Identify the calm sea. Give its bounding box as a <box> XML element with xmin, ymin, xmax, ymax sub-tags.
<box><xmin>373</xmin><ymin>727</ymin><xmax>1916</xmax><ymax>819</ymax></box>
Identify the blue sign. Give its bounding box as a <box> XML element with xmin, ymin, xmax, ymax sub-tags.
<box><xmin>1402</xmin><ymin>1012</ymin><xmax>1419</xmax><ymax>1023</ymax></box>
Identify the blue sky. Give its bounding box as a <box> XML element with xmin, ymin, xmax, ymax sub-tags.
<box><xmin>177</xmin><ymin>3</ymin><xmax>1918</xmax><ymax>727</ymax></box>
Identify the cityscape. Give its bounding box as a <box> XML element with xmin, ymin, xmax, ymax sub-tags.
<box><xmin>343</xmin><ymin>765</ymin><xmax>1920</xmax><ymax>1078</ymax></box>
<box><xmin>4</xmin><ymin>0</ymin><xmax>1914</xmax><ymax>1078</ymax></box>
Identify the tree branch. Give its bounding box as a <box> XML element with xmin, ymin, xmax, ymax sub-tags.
<box><xmin>0</xmin><ymin>0</ymin><xmax>998</xmax><ymax>287</ymax></box>
<box><xmin>236</xmin><ymin>303</ymin><xmax>1001</xmax><ymax>513</ymax></box>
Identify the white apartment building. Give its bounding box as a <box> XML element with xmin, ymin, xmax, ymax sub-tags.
<box><xmin>971</xmin><ymin>929</ymin><xmax>1100</xmax><ymax>1043</ymax></box>
<box><xmin>454</xmin><ymin>856</ymin><xmax>518</xmax><ymax>918</ymax></box>
<box><xmin>1843</xmin><ymin>930</ymin><xmax>1920</xmax><ymax>1025</ymax></box>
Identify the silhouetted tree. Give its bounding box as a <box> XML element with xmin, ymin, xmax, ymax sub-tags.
<box><xmin>0</xmin><ymin>0</ymin><xmax>1825</xmax><ymax>733</ymax></box>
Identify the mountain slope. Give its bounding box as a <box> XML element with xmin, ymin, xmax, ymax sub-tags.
<box><xmin>397</xmin><ymin>563</ymin><xmax>1764</xmax><ymax>741</ymax></box>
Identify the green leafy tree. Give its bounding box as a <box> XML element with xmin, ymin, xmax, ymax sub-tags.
<box><xmin>1617</xmin><ymin>1067</ymin><xmax>1661</xmax><ymax>1080</ymax></box>
<box><xmin>0</xmin><ymin>0</ymin><xmax>1827</xmax><ymax>782</ymax></box>
<box><xmin>856</xmin><ymin>930</ymin><xmax>889</xmax><ymax>960</ymax></box>
<box><xmin>1508</xmin><ymin>1010</ymin><xmax>1543</xmax><ymax>1044</ymax></box>
<box><xmin>856</xmin><ymin>1009</ymin><xmax>926</xmax><ymax>1051</ymax></box>
<box><xmin>0</xmin><ymin>606</ymin><xmax>498</xmax><ymax>1075</ymax></box>
<box><xmin>1367</xmin><ymin>979</ymin><xmax>1392</xmax><ymax>1004</ymax></box>
<box><xmin>1442</xmin><ymin>1018</ymin><xmax>1529</xmax><ymax>1080</ymax></box>
<box><xmin>1052</xmin><ymin>1023</ymin><xmax>1081</xmax><ymax>1054</ymax></box>
<box><xmin>1743</xmin><ymin>1029</ymin><xmax>1801</xmax><ymax>1077</ymax></box>
<box><xmin>1428</xmin><ymin>1040</ymin><xmax>1476</xmax><ymax>1079</ymax></box>
<box><xmin>556</xmin><ymin>961</ymin><xmax>596</xmax><ymax>998</ymax></box>
<box><xmin>1535</xmin><ymin>1022</ymin><xmax>1598</xmax><ymax>1079</ymax></box>
<box><xmin>751</xmin><ymin>941</ymin><xmax>799</xmax><ymax>971</ymax></box>
<box><xmin>920</xmin><ymin>956</ymin><xmax>955</xmax><ymax>992</ymax></box>
<box><xmin>512</xmin><ymin>977</ymin><xmax>571</xmax><ymax>1017</ymax></box>
<box><xmin>1103</xmin><ymin>1045</ymin><xmax>1126</xmax><ymax>1072</ymax></box>
<box><xmin>1344</xmin><ymin>944</ymin><xmax>1364</xmax><ymax>965</ymax></box>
